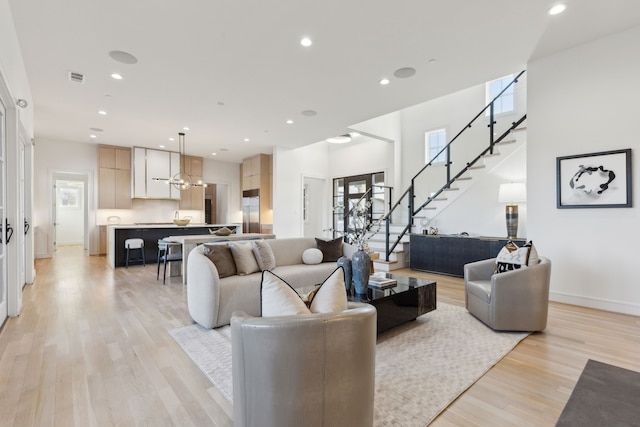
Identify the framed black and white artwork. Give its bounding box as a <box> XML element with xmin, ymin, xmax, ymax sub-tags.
<box><xmin>556</xmin><ymin>148</ymin><xmax>632</xmax><ymax>209</ymax></box>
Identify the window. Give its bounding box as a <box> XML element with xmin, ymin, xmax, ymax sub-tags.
<box><xmin>425</xmin><ymin>129</ymin><xmax>447</xmax><ymax>164</ymax></box>
<box><xmin>486</xmin><ymin>75</ymin><xmax>514</xmax><ymax>115</ymax></box>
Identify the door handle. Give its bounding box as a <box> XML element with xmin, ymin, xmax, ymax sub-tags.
<box><xmin>25</xmin><ymin>219</ymin><xmax>30</xmax><ymax>235</ymax></box>
<box><xmin>3</xmin><ymin>219</ymin><xmax>13</xmax><ymax>244</ymax></box>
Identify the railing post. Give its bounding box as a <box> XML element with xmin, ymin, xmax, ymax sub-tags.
<box><xmin>409</xmin><ymin>179</ymin><xmax>415</xmax><ymax>223</ymax></box>
<box><xmin>385</xmin><ymin>215</ymin><xmax>390</xmax><ymax>261</ymax></box>
<box><xmin>489</xmin><ymin>102</ymin><xmax>495</xmax><ymax>154</ymax></box>
<box><xmin>446</xmin><ymin>145</ymin><xmax>451</xmax><ymax>188</ymax></box>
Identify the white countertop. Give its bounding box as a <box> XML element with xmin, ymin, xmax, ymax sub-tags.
<box><xmin>107</xmin><ymin>223</ymin><xmax>241</xmax><ymax>229</ymax></box>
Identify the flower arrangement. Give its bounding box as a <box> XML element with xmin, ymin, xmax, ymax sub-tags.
<box><xmin>341</xmin><ymin>199</ymin><xmax>384</xmax><ymax>251</ymax></box>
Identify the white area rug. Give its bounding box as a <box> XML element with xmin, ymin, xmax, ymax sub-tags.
<box><xmin>169</xmin><ymin>303</ymin><xmax>529</xmax><ymax>426</ymax></box>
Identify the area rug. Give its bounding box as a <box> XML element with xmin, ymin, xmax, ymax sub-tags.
<box><xmin>169</xmin><ymin>303</ymin><xmax>529</xmax><ymax>426</ymax></box>
<box><xmin>556</xmin><ymin>359</ymin><xmax>640</xmax><ymax>427</ymax></box>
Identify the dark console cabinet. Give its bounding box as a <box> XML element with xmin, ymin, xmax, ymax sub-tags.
<box><xmin>410</xmin><ymin>234</ymin><xmax>525</xmax><ymax>277</ymax></box>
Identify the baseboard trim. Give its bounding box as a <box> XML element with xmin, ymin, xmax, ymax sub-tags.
<box><xmin>550</xmin><ymin>291</ymin><xmax>640</xmax><ymax>316</ymax></box>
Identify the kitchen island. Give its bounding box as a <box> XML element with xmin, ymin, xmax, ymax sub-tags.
<box><xmin>106</xmin><ymin>223</ymin><xmax>242</xmax><ymax>268</ymax></box>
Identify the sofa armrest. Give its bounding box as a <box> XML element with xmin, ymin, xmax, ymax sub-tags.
<box><xmin>187</xmin><ymin>246</ymin><xmax>222</xmax><ymax>328</ymax></box>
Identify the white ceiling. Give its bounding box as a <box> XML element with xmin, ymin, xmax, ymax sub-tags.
<box><xmin>8</xmin><ymin>0</ymin><xmax>640</xmax><ymax>163</ymax></box>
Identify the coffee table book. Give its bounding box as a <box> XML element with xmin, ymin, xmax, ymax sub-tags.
<box><xmin>369</xmin><ymin>274</ymin><xmax>397</xmax><ymax>289</ymax></box>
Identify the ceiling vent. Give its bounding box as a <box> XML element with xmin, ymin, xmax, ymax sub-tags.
<box><xmin>68</xmin><ymin>71</ymin><xmax>85</xmax><ymax>84</ymax></box>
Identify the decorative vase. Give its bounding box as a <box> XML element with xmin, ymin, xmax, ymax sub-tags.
<box><xmin>351</xmin><ymin>249</ymin><xmax>371</xmax><ymax>297</ymax></box>
<box><xmin>337</xmin><ymin>256</ymin><xmax>352</xmax><ymax>293</ymax></box>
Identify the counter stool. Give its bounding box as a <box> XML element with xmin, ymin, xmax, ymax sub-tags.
<box><xmin>125</xmin><ymin>238</ymin><xmax>145</xmax><ymax>268</ymax></box>
<box><xmin>157</xmin><ymin>238</ymin><xmax>183</xmax><ymax>284</ymax></box>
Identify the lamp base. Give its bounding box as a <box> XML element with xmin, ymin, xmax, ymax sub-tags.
<box><xmin>505</xmin><ymin>204</ymin><xmax>519</xmax><ymax>240</ymax></box>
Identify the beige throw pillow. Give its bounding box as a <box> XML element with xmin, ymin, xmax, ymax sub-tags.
<box><xmin>228</xmin><ymin>242</ymin><xmax>260</xmax><ymax>275</ymax></box>
<box><xmin>252</xmin><ymin>240</ymin><xmax>276</xmax><ymax>271</ymax></box>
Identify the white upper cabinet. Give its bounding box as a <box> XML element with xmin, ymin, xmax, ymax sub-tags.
<box><xmin>132</xmin><ymin>147</ymin><xmax>181</xmax><ymax>200</ymax></box>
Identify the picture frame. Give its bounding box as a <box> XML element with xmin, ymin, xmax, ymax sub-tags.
<box><xmin>556</xmin><ymin>149</ymin><xmax>632</xmax><ymax>209</ymax></box>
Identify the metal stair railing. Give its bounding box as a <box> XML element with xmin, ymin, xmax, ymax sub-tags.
<box><xmin>378</xmin><ymin>70</ymin><xmax>527</xmax><ymax>262</ymax></box>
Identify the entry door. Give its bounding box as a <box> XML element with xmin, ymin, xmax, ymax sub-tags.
<box><xmin>0</xmin><ymin>99</ymin><xmax>7</xmax><ymax>324</ymax></box>
<box><xmin>342</xmin><ymin>174</ymin><xmax>372</xmax><ymax>242</ymax></box>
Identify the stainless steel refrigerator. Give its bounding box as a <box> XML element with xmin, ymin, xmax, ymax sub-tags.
<box><xmin>242</xmin><ymin>189</ymin><xmax>260</xmax><ymax>233</ymax></box>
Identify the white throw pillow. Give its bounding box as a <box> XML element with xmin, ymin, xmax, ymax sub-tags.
<box><xmin>228</xmin><ymin>242</ymin><xmax>260</xmax><ymax>275</ymax></box>
<box><xmin>309</xmin><ymin>267</ymin><xmax>348</xmax><ymax>313</ymax></box>
<box><xmin>261</xmin><ymin>271</ymin><xmax>311</xmax><ymax>317</ymax></box>
<box><xmin>302</xmin><ymin>248</ymin><xmax>323</xmax><ymax>265</ymax></box>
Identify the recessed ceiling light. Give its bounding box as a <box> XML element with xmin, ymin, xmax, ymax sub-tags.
<box><xmin>327</xmin><ymin>134</ymin><xmax>352</xmax><ymax>144</ymax></box>
<box><xmin>90</xmin><ymin>127</ymin><xmax>103</xmax><ymax>132</ymax></box>
<box><xmin>168</xmin><ymin>137</ymin><xmax>175</xmax><ymax>141</ymax></box>
<box><xmin>89</xmin><ymin>134</ymin><xmax>97</xmax><ymax>139</ymax></box>
<box><xmin>159</xmin><ymin>145</ymin><xmax>166</xmax><ymax>148</ymax></box>
<box><xmin>183</xmin><ymin>126</ymin><xmax>190</xmax><ymax>131</ymax></box>
<box><xmin>286</xmin><ymin>119</ymin><xmax>294</xmax><ymax>124</ymax></box>
<box><xmin>350</xmin><ymin>132</ymin><xmax>360</xmax><ymax>138</ymax></box>
<box><xmin>244</xmin><ymin>138</ymin><xmax>250</xmax><ymax>142</ymax></box>
<box><xmin>300</xmin><ymin>37</ymin><xmax>312</xmax><ymax>47</ymax></box>
<box><xmin>210</xmin><ymin>152</ymin><xmax>217</xmax><ymax>156</ymax></box>
<box><xmin>548</xmin><ymin>4</ymin><xmax>566</xmax><ymax>15</ymax></box>
<box><xmin>98</xmin><ymin>110</ymin><xmax>107</xmax><ymax>115</ymax></box>
<box><xmin>111</xmin><ymin>73</ymin><xmax>123</xmax><ymax>80</ymax></box>
<box><xmin>428</xmin><ymin>58</ymin><xmax>437</xmax><ymax>64</ymax></box>
<box><xmin>109</xmin><ymin>50</ymin><xmax>138</xmax><ymax>64</ymax></box>
<box><xmin>219</xmin><ymin>148</ymin><xmax>229</xmax><ymax>152</ymax></box>
<box><xmin>301</xmin><ymin>110</ymin><xmax>317</xmax><ymax>117</ymax></box>
<box><xmin>380</xmin><ymin>78</ymin><xmax>390</xmax><ymax>85</ymax></box>
<box><xmin>394</xmin><ymin>67</ymin><xmax>416</xmax><ymax>78</ymax></box>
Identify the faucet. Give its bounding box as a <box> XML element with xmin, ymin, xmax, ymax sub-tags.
<box><xmin>175</xmin><ymin>210</ymin><xmax>179</xmax><ymax>219</ymax></box>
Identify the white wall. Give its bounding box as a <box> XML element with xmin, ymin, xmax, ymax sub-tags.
<box><xmin>528</xmin><ymin>25</ymin><xmax>640</xmax><ymax>315</ymax></box>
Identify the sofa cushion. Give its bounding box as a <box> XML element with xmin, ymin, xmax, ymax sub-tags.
<box><xmin>261</xmin><ymin>270</ymin><xmax>311</xmax><ymax>317</ymax></box>
<box><xmin>309</xmin><ymin>267</ymin><xmax>348</xmax><ymax>313</ymax></box>
<box><xmin>229</xmin><ymin>242</ymin><xmax>260</xmax><ymax>275</ymax></box>
<box><xmin>265</xmin><ymin>237</ymin><xmax>318</xmax><ymax>267</ymax></box>
<box><xmin>202</xmin><ymin>244</ymin><xmax>237</xmax><ymax>278</ymax></box>
<box><xmin>302</xmin><ymin>248</ymin><xmax>323</xmax><ymax>265</ymax></box>
<box><xmin>252</xmin><ymin>240</ymin><xmax>276</xmax><ymax>271</ymax></box>
<box><xmin>495</xmin><ymin>240</ymin><xmax>539</xmax><ymax>273</ymax></box>
<box><xmin>315</xmin><ymin>237</ymin><xmax>344</xmax><ymax>262</ymax></box>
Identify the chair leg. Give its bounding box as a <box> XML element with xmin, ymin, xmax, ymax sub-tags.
<box><xmin>126</xmin><ymin>247</ymin><xmax>129</xmax><ymax>268</ymax></box>
<box><xmin>163</xmin><ymin>257</ymin><xmax>168</xmax><ymax>285</ymax></box>
<box><xmin>141</xmin><ymin>248</ymin><xmax>146</xmax><ymax>267</ymax></box>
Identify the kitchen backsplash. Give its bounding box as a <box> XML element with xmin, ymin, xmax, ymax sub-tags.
<box><xmin>97</xmin><ymin>199</ymin><xmax>204</xmax><ymax>225</ymax></box>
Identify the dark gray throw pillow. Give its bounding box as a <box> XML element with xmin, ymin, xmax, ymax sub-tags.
<box><xmin>315</xmin><ymin>237</ymin><xmax>344</xmax><ymax>262</ymax></box>
<box><xmin>203</xmin><ymin>244</ymin><xmax>237</xmax><ymax>278</ymax></box>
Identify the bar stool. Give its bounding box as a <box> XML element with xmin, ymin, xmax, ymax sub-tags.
<box><xmin>125</xmin><ymin>238</ymin><xmax>145</xmax><ymax>268</ymax></box>
<box><xmin>157</xmin><ymin>238</ymin><xmax>183</xmax><ymax>284</ymax></box>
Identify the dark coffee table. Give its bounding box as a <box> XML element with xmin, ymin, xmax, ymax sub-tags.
<box><xmin>348</xmin><ymin>272</ymin><xmax>436</xmax><ymax>334</ymax></box>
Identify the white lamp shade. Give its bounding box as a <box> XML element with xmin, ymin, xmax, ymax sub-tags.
<box><xmin>498</xmin><ymin>182</ymin><xmax>526</xmax><ymax>203</ymax></box>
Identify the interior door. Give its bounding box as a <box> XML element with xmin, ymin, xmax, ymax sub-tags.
<box><xmin>0</xmin><ymin>98</ymin><xmax>7</xmax><ymax>324</ymax></box>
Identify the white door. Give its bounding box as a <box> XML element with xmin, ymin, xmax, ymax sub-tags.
<box><xmin>0</xmin><ymin>98</ymin><xmax>7</xmax><ymax>324</ymax></box>
<box><xmin>302</xmin><ymin>177</ymin><xmax>327</xmax><ymax>238</ymax></box>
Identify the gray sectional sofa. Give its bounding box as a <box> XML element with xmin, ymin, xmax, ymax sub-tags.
<box><xmin>187</xmin><ymin>237</ymin><xmax>356</xmax><ymax>328</ymax></box>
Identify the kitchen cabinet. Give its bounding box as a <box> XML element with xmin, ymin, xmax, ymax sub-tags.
<box><xmin>410</xmin><ymin>234</ymin><xmax>525</xmax><ymax>277</ymax></box>
<box><xmin>241</xmin><ymin>154</ymin><xmax>272</xmax><ymax>229</ymax></box>
<box><xmin>98</xmin><ymin>225</ymin><xmax>107</xmax><ymax>255</ymax></box>
<box><xmin>179</xmin><ymin>155</ymin><xmax>204</xmax><ymax>210</ymax></box>
<box><xmin>98</xmin><ymin>145</ymin><xmax>132</xmax><ymax>209</ymax></box>
<box><xmin>132</xmin><ymin>147</ymin><xmax>181</xmax><ymax>200</ymax></box>
<box><xmin>111</xmin><ymin>225</ymin><xmax>215</xmax><ymax>267</ymax></box>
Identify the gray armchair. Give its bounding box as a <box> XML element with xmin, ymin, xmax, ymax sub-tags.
<box><xmin>464</xmin><ymin>257</ymin><xmax>551</xmax><ymax>331</ymax></box>
<box><xmin>231</xmin><ymin>302</ymin><xmax>377</xmax><ymax>427</ymax></box>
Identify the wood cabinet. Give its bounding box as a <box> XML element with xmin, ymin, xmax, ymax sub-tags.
<box><xmin>241</xmin><ymin>154</ymin><xmax>272</xmax><ymax>230</ymax></box>
<box><xmin>98</xmin><ymin>145</ymin><xmax>132</xmax><ymax>209</ymax></box>
<box><xmin>410</xmin><ymin>234</ymin><xmax>525</xmax><ymax>277</ymax></box>
<box><xmin>98</xmin><ymin>225</ymin><xmax>107</xmax><ymax>255</ymax></box>
<box><xmin>132</xmin><ymin>147</ymin><xmax>181</xmax><ymax>200</ymax></box>
<box><xmin>179</xmin><ymin>155</ymin><xmax>204</xmax><ymax>210</ymax></box>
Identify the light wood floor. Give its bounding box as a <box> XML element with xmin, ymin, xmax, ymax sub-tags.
<box><xmin>0</xmin><ymin>246</ymin><xmax>638</xmax><ymax>426</ymax></box>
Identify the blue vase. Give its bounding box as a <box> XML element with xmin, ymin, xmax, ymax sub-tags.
<box><xmin>351</xmin><ymin>249</ymin><xmax>371</xmax><ymax>297</ymax></box>
<box><xmin>337</xmin><ymin>256</ymin><xmax>352</xmax><ymax>293</ymax></box>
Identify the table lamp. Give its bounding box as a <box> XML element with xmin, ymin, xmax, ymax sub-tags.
<box><xmin>498</xmin><ymin>182</ymin><xmax>526</xmax><ymax>239</ymax></box>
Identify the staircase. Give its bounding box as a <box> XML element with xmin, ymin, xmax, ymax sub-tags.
<box><xmin>370</xmin><ymin>71</ymin><xmax>527</xmax><ymax>271</ymax></box>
